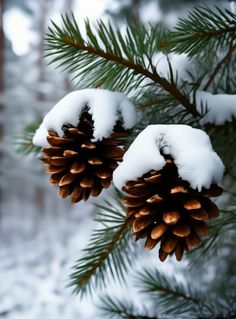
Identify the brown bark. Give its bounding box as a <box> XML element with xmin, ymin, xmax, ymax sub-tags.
<box><xmin>63</xmin><ymin>0</ymin><xmax>74</xmax><ymax>92</ymax></box>
<box><xmin>36</xmin><ymin>0</ymin><xmax>47</xmax><ymax>101</ymax></box>
<box><xmin>35</xmin><ymin>0</ymin><xmax>47</xmax><ymax>214</ymax></box>
<box><xmin>0</xmin><ymin>0</ymin><xmax>4</xmax><ymax>217</ymax></box>
<box><xmin>0</xmin><ymin>0</ymin><xmax>4</xmax><ymax>93</ymax></box>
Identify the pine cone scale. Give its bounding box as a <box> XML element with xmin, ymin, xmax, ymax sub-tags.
<box><xmin>151</xmin><ymin>223</ymin><xmax>168</xmax><ymax>239</ymax></box>
<box><xmin>173</xmin><ymin>223</ymin><xmax>191</xmax><ymax>237</ymax></box>
<box><xmin>47</xmin><ymin>136</ymin><xmax>74</xmax><ymax>146</ymax></box>
<box><xmin>42</xmin><ymin>111</ymin><xmax>129</xmax><ymax>203</ymax></box>
<box><xmin>188</xmin><ymin>208</ymin><xmax>208</xmax><ymax>220</ymax></box>
<box><xmin>161</xmin><ymin>236</ymin><xmax>179</xmax><ymax>254</ymax></box>
<box><xmin>43</xmin><ymin>147</ymin><xmax>63</xmax><ymax>156</ymax></box>
<box><xmin>122</xmin><ymin>154</ymin><xmax>222</xmax><ymax>261</ymax></box>
<box><xmin>163</xmin><ymin>211</ymin><xmax>180</xmax><ymax>224</ymax></box>
<box><xmin>70</xmin><ymin>162</ymin><xmax>86</xmax><ymax>174</ymax></box>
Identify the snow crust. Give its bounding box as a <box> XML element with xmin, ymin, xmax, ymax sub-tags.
<box><xmin>113</xmin><ymin>125</ymin><xmax>224</xmax><ymax>191</ymax></box>
<box><xmin>33</xmin><ymin>89</ymin><xmax>137</xmax><ymax>147</ymax></box>
<box><xmin>196</xmin><ymin>91</ymin><xmax>236</xmax><ymax>125</ymax></box>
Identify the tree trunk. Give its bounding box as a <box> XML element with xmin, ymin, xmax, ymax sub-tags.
<box><xmin>63</xmin><ymin>0</ymin><xmax>74</xmax><ymax>92</ymax></box>
<box><xmin>35</xmin><ymin>0</ymin><xmax>47</xmax><ymax>215</ymax></box>
<box><xmin>0</xmin><ymin>0</ymin><xmax>5</xmax><ymax>217</ymax></box>
<box><xmin>37</xmin><ymin>0</ymin><xmax>47</xmax><ymax>101</ymax></box>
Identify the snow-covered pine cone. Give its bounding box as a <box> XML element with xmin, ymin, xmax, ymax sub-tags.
<box><xmin>122</xmin><ymin>155</ymin><xmax>222</xmax><ymax>262</ymax></box>
<box><xmin>42</xmin><ymin>111</ymin><xmax>129</xmax><ymax>203</ymax></box>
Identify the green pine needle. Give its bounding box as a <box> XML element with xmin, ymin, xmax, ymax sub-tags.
<box><xmin>168</xmin><ymin>6</ymin><xmax>236</xmax><ymax>57</ymax></box>
<box><xmin>70</xmin><ymin>193</ymin><xmax>134</xmax><ymax>296</ymax></box>
<box><xmin>99</xmin><ymin>295</ymin><xmax>156</xmax><ymax>319</ymax></box>
<box><xmin>45</xmin><ymin>15</ymin><xmax>198</xmax><ymax>116</ymax></box>
<box><xmin>46</xmin><ymin>16</ymin><xmax>164</xmax><ymax>92</ymax></box>
<box><xmin>14</xmin><ymin>120</ymin><xmax>42</xmax><ymax>156</ymax></box>
<box><xmin>135</xmin><ymin>268</ymin><xmax>202</xmax><ymax>316</ymax></box>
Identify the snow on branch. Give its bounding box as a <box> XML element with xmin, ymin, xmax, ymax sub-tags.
<box><xmin>33</xmin><ymin>89</ymin><xmax>137</xmax><ymax>147</ymax></box>
<box><xmin>113</xmin><ymin>125</ymin><xmax>224</xmax><ymax>191</ymax></box>
<box><xmin>196</xmin><ymin>91</ymin><xmax>236</xmax><ymax>125</ymax></box>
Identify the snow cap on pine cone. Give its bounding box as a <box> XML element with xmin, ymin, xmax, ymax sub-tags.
<box><xmin>33</xmin><ymin>89</ymin><xmax>137</xmax><ymax>203</ymax></box>
<box><xmin>33</xmin><ymin>88</ymin><xmax>137</xmax><ymax>147</ymax></box>
<box><xmin>113</xmin><ymin>124</ymin><xmax>224</xmax><ymax>191</ymax></box>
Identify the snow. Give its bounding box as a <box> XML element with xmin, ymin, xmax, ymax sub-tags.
<box><xmin>154</xmin><ymin>53</ymin><xmax>190</xmax><ymax>82</ymax></box>
<box><xmin>33</xmin><ymin>89</ymin><xmax>137</xmax><ymax>147</ymax></box>
<box><xmin>113</xmin><ymin>124</ymin><xmax>224</xmax><ymax>191</ymax></box>
<box><xmin>196</xmin><ymin>91</ymin><xmax>236</xmax><ymax>125</ymax></box>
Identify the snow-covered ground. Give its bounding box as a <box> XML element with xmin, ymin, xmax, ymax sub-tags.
<box><xmin>0</xmin><ymin>195</ymin><xmax>98</xmax><ymax>319</ymax></box>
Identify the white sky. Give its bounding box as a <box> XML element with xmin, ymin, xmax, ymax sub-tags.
<box><xmin>4</xmin><ymin>0</ymin><xmax>110</xmax><ymax>56</ymax></box>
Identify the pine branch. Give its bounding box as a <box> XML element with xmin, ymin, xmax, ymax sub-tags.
<box><xmin>204</xmin><ymin>42</ymin><xmax>236</xmax><ymax>90</ymax></box>
<box><xmin>46</xmin><ymin>15</ymin><xmax>198</xmax><ymax>117</ymax></box>
<box><xmin>135</xmin><ymin>268</ymin><xmax>203</xmax><ymax>316</ymax></box>
<box><xmin>14</xmin><ymin>120</ymin><xmax>42</xmax><ymax>156</ymax></box>
<box><xmin>99</xmin><ymin>295</ymin><xmax>158</xmax><ymax>319</ymax></box>
<box><xmin>70</xmin><ymin>194</ymin><xmax>134</xmax><ymax>296</ymax></box>
<box><xmin>199</xmin><ymin>312</ymin><xmax>236</xmax><ymax>319</ymax></box>
<box><xmin>188</xmin><ymin>205</ymin><xmax>236</xmax><ymax>266</ymax></box>
<box><xmin>168</xmin><ymin>6</ymin><xmax>236</xmax><ymax>57</ymax></box>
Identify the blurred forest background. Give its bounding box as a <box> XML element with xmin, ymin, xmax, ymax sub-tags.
<box><xmin>0</xmin><ymin>0</ymin><xmax>233</xmax><ymax>318</ymax></box>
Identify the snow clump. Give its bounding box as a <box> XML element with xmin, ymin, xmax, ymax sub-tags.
<box><xmin>196</xmin><ymin>91</ymin><xmax>236</xmax><ymax>125</ymax></box>
<box><xmin>33</xmin><ymin>88</ymin><xmax>137</xmax><ymax>147</ymax></box>
<box><xmin>113</xmin><ymin>124</ymin><xmax>224</xmax><ymax>191</ymax></box>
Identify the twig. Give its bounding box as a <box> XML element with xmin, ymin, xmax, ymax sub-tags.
<box><xmin>155</xmin><ymin>286</ymin><xmax>201</xmax><ymax>305</ymax></box>
<box><xmin>203</xmin><ymin>43</ymin><xmax>236</xmax><ymax>91</ymax></box>
<box><xmin>199</xmin><ymin>311</ymin><xmax>236</xmax><ymax>319</ymax></box>
<box><xmin>127</xmin><ymin>315</ymin><xmax>158</xmax><ymax>319</ymax></box>
<box><xmin>78</xmin><ymin>221</ymin><xmax>129</xmax><ymax>286</ymax></box>
<box><xmin>197</xmin><ymin>26</ymin><xmax>236</xmax><ymax>39</ymax></box>
<box><xmin>63</xmin><ymin>37</ymin><xmax>199</xmax><ymax>117</ymax></box>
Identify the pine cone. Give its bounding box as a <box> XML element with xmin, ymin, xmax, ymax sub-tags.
<box><xmin>42</xmin><ymin>111</ymin><xmax>129</xmax><ymax>203</ymax></box>
<box><xmin>122</xmin><ymin>155</ymin><xmax>222</xmax><ymax>261</ymax></box>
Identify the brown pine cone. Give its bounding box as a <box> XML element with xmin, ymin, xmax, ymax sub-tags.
<box><xmin>42</xmin><ymin>111</ymin><xmax>129</xmax><ymax>203</ymax></box>
<box><xmin>122</xmin><ymin>155</ymin><xmax>222</xmax><ymax>261</ymax></box>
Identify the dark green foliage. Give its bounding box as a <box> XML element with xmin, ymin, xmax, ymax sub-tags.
<box><xmin>168</xmin><ymin>6</ymin><xmax>236</xmax><ymax>57</ymax></box>
<box><xmin>99</xmin><ymin>295</ymin><xmax>156</xmax><ymax>319</ymax></box>
<box><xmin>14</xmin><ymin>119</ymin><xmax>42</xmax><ymax>156</ymax></box>
<box><xmin>70</xmin><ymin>191</ymin><xmax>134</xmax><ymax>295</ymax></box>
<box><xmin>46</xmin><ymin>15</ymin><xmax>168</xmax><ymax>93</ymax></box>
<box><xmin>135</xmin><ymin>268</ymin><xmax>202</xmax><ymax>317</ymax></box>
<box><xmin>135</xmin><ymin>267</ymin><xmax>236</xmax><ymax>318</ymax></box>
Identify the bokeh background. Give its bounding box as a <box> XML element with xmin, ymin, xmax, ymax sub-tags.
<box><xmin>0</xmin><ymin>0</ymin><xmax>233</xmax><ymax>318</ymax></box>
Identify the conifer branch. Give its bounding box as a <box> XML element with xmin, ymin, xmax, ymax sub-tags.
<box><xmin>168</xmin><ymin>6</ymin><xmax>236</xmax><ymax>56</ymax></box>
<box><xmin>14</xmin><ymin>120</ymin><xmax>42</xmax><ymax>156</ymax></box>
<box><xmin>46</xmin><ymin>16</ymin><xmax>199</xmax><ymax>117</ymax></box>
<box><xmin>204</xmin><ymin>43</ymin><xmax>236</xmax><ymax>90</ymax></box>
<box><xmin>70</xmin><ymin>197</ymin><xmax>133</xmax><ymax>295</ymax></box>
<box><xmin>135</xmin><ymin>268</ymin><xmax>203</xmax><ymax>316</ymax></box>
<box><xmin>63</xmin><ymin>37</ymin><xmax>198</xmax><ymax>116</ymax></box>
<box><xmin>99</xmin><ymin>295</ymin><xmax>158</xmax><ymax>319</ymax></box>
<box><xmin>136</xmin><ymin>268</ymin><xmax>200</xmax><ymax>305</ymax></box>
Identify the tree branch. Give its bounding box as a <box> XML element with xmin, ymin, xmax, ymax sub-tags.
<box><xmin>126</xmin><ymin>315</ymin><xmax>158</xmax><ymax>319</ymax></box>
<box><xmin>63</xmin><ymin>36</ymin><xmax>199</xmax><ymax>117</ymax></box>
<box><xmin>78</xmin><ymin>221</ymin><xmax>129</xmax><ymax>286</ymax></box>
<box><xmin>203</xmin><ymin>43</ymin><xmax>236</xmax><ymax>90</ymax></box>
<box><xmin>196</xmin><ymin>26</ymin><xmax>236</xmax><ymax>39</ymax></box>
<box><xmin>154</xmin><ymin>286</ymin><xmax>201</xmax><ymax>305</ymax></box>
